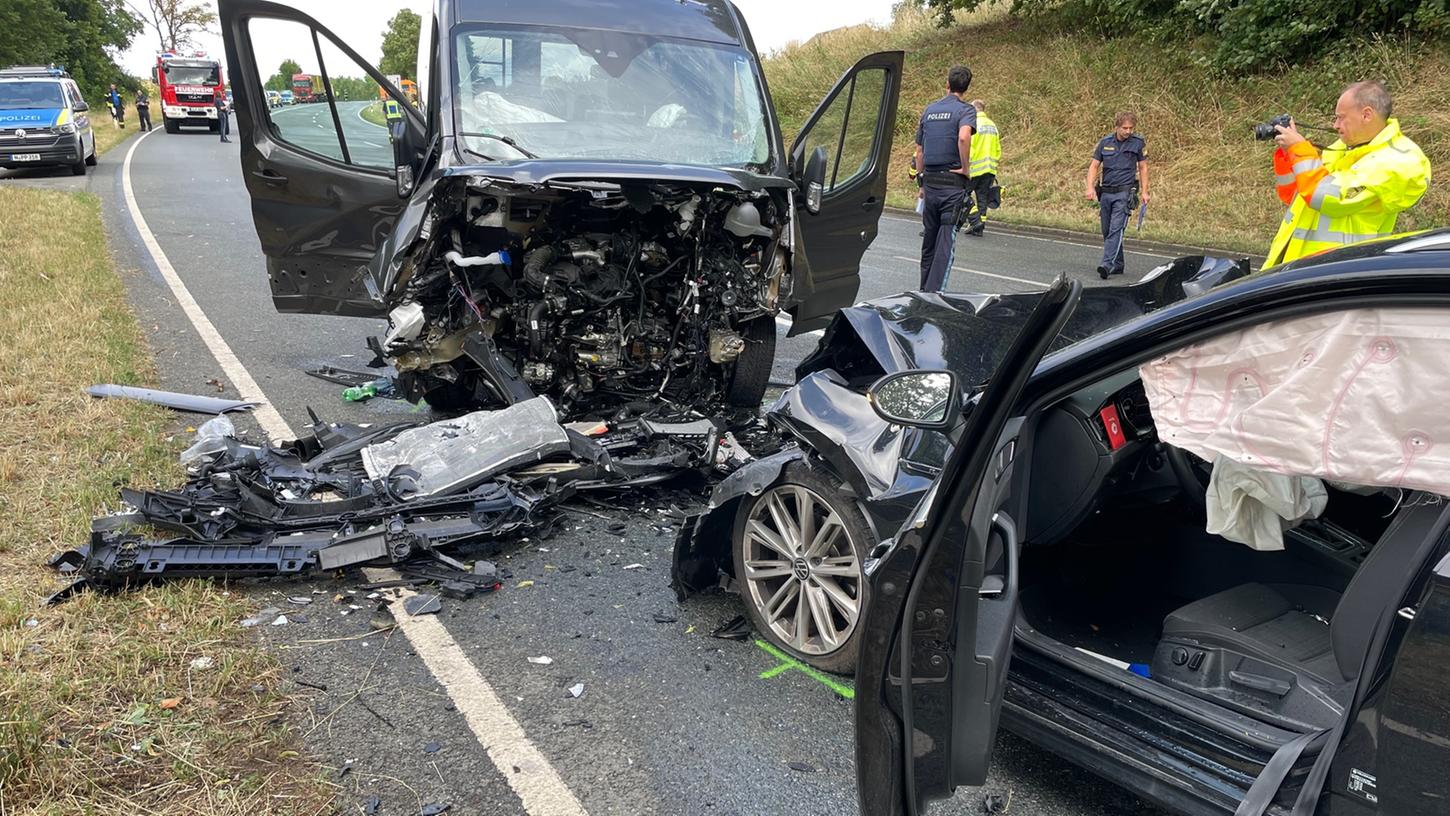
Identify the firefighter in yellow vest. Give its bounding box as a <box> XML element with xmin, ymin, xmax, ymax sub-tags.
<box><xmin>1266</xmin><ymin>80</ymin><xmax>1430</xmax><ymax>269</ymax></box>
<box><xmin>961</xmin><ymin>99</ymin><xmax>1001</xmax><ymax>236</ymax></box>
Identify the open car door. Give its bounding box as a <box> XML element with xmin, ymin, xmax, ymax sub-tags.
<box><xmin>785</xmin><ymin>50</ymin><xmax>903</xmax><ymax>334</ymax></box>
<box><xmin>855</xmin><ymin>277</ymin><xmax>1081</xmax><ymax>816</ymax></box>
<box><xmin>219</xmin><ymin>0</ymin><xmax>426</xmax><ymax>317</ymax></box>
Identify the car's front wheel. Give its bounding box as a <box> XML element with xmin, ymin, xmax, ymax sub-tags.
<box><xmin>732</xmin><ymin>462</ymin><xmax>871</xmax><ymax>674</ymax></box>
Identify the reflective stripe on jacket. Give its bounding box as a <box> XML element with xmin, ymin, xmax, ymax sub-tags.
<box><xmin>969</xmin><ymin>113</ymin><xmax>1001</xmax><ymax>178</ymax></box>
<box><xmin>1265</xmin><ymin>118</ymin><xmax>1431</xmax><ymax>268</ymax></box>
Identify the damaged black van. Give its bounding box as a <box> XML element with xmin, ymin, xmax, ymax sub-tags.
<box><xmin>219</xmin><ymin>0</ymin><xmax>902</xmax><ymax>418</ymax></box>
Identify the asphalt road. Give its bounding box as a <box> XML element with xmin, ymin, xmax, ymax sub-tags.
<box><xmin>17</xmin><ymin>128</ymin><xmax>1173</xmax><ymax>816</ymax></box>
<box><xmin>269</xmin><ymin>100</ymin><xmax>394</xmax><ymax>168</ymax></box>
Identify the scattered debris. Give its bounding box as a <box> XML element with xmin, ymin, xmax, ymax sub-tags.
<box><xmin>623</xmin><ymin>563</ymin><xmax>644</xmax><ymax>571</ymax></box>
<box><xmin>188</xmin><ymin>655</ymin><xmax>214</xmax><ymax>671</ymax></box>
<box><xmin>419</xmin><ymin>804</ymin><xmax>451</xmax><ymax>816</ymax></box>
<box><xmin>566</xmin><ymin>683</ymin><xmax>585</xmax><ymax>698</ymax></box>
<box><xmin>563</xmin><ymin>718</ymin><xmax>593</xmax><ymax>729</ymax></box>
<box><xmin>787</xmin><ymin>761</ymin><xmax>816</xmax><ymax>773</ymax></box>
<box><xmin>271</xmin><ymin>615</ymin><xmax>290</xmax><ymax>626</ymax></box>
<box><xmin>87</xmin><ymin>383</ymin><xmax>257</xmax><ymax>415</ymax></box>
<box><xmin>528</xmin><ymin>655</ymin><xmax>554</xmax><ymax>665</ymax></box>
<box><xmin>159</xmin><ymin>697</ymin><xmax>182</xmax><ymax>710</ymax></box>
<box><xmin>404</xmin><ymin>594</ymin><xmax>443</xmax><ymax>617</ymax></box>
<box><xmin>711</xmin><ymin>615</ymin><xmax>751</xmax><ymax>641</ymax></box>
<box><xmin>516</xmin><ymin>580</ymin><xmax>535</xmax><ymax>588</ymax></box>
<box><xmin>983</xmin><ymin>791</ymin><xmax>1012</xmax><ymax>813</ymax></box>
<box><xmin>286</xmin><ymin>596</ymin><xmax>313</xmax><ymax>606</ymax></box>
<box><xmin>363</xmin><ymin>795</ymin><xmax>381</xmax><ymax>816</ymax></box>
<box><xmin>424</xmin><ymin>741</ymin><xmax>441</xmax><ymax>754</ymax></box>
<box><xmin>652</xmin><ymin>612</ymin><xmax>678</xmax><ymax>624</ymax></box>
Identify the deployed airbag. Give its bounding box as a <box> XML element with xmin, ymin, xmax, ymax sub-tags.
<box><xmin>1142</xmin><ymin>307</ymin><xmax>1450</xmax><ymax>498</ymax></box>
<box><xmin>1205</xmin><ymin>456</ymin><xmax>1327</xmax><ymax>551</ymax></box>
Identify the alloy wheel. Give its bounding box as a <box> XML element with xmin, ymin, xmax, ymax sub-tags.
<box><xmin>741</xmin><ymin>483</ymin><xmax>862</xmax><ymax>656</ymax></box>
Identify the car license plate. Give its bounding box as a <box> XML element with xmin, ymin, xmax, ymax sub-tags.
<box><xmin>10</xmin><ymin>153</ymin><xmax>41</xmax><ymax>162</ymax></box>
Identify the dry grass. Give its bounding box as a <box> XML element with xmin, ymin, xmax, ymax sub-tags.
<box><xmin>765</xmin><ymin>11</ymin><xmax>1450</xmax><ymax>252</ymax></box>
<box><xmin>0</xmin><ymin>188</ymin><xmax>331</xmax><ymax>814</ymax></box>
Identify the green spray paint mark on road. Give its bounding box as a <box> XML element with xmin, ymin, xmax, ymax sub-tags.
<box><xmin>754</xmin><ymin>639</ymin><xmax>855</xmax><ymax>699</ymax></box>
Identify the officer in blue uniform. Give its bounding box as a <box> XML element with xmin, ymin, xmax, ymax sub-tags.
<box><xmin>1084</xmin><ymin>111</ymin><xmax>1149</xmax><ymax>278</ymax></box>
<box><xmin>914</xmin><ymin>65</ymin><xmax>976</xmax><ymax>292</ymax></box>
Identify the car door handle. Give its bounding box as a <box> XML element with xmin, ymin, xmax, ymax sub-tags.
<box><xmin>860</xmin><ymin>196</ymin><xmax>879</xmax><ymax>210</ymax></box>
<box><xmin>252</xmin><ymin>169</ymin><xmax>288</xmax><ymax>185</ymax></box>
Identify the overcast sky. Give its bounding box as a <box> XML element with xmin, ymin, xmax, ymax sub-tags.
<box><xmin>119</xmin><ymin>0</ymin><xmax>897</xmax><ymax>79</ymax></box>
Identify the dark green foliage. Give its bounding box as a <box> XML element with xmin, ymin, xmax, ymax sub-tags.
<box><xmin>379</xmin><ymin>9</ymin><xmax>422</xmax><ymax>81</ymax></box>
<box><xmin>0</xmin><ymin>0</ymin><xmax>143</xmax><ymax>102</ymax></box>
<box><xmin>920</xmin><ymin>0</ymin><xmax>1450</xmax><ymax>73</ymax></box>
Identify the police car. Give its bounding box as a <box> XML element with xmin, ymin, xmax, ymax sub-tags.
<box><xmin>0</xmin><ymin>65</ymin><xmax>96</xmax><ymax>175</ymax></box>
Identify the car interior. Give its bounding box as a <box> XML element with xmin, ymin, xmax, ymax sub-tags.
<box><xmin>1010</xmin><ymin>365</ymin><xmax>1449</xmax><ymax>734</ymax></box>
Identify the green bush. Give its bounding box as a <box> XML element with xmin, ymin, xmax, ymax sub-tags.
<box><xmin>919</xmin><ymin>0</ymin><xmax>1450</xmax><ymax>72</ymax></box>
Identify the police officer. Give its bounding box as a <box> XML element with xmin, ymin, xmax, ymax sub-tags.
<box><xmin>1084</xmin><ymin>112</ymin><xmax>1149</xmax><ymax>278</ymax></box>
<box><xmin>914</xmin><ymin>65</ymin><xmax>976</xmax><ymax>292</ymax></box>
<box><xmin>962</xmin><ymin>98</ymin><xmax>1000</xmax><ymax>236</ymax></box>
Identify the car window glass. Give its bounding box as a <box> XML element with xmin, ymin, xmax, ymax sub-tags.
<box><xmin>0</xmin><ymin>81</ymin><xmax>66</xmax><ymax>109</ymax></box>
<box><xmin>797</xmin><ymin>67</ymin><xmax>887</xmax><ymax>193</ymax></box>
<box><xmin>246</xmin><ymin>18</ymin><xmax>403</xmax><ymax>170</ymax></box>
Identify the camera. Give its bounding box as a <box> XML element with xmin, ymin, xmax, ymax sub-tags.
<box><xmin>1253</xmin><ymin>113</ymin><xmax>1294</xmax><ymax>141</ymax></box>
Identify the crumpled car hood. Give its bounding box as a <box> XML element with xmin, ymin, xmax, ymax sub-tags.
<box><xmin>439</xmin><ymin>159</ymin><xmax>793</xmax><ymax>192</ymax></box>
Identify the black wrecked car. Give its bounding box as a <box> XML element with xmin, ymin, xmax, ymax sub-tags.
<box><xmin>219</xmin><ymin>0</ymin><xmax>902</xmax><ymax>418</ymax></box>
<box><xmin>673</xmin><ymin>254</ymin><xmax>1249</xmax><ymax>672</ymax></box>
<box><xmin>681</xmin><ymin>233</ymin><xmax>1450</xmax><ymax>814</ymax></box>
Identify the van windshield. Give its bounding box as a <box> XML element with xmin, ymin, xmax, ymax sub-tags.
<box><xmin>451</xmin><ymin>26</ymin><xmax>772</xmax><ymax>169</ymax></box>
<box><xmin>0</xmin><ymin>81</ymin><xmax>65</xmax><ymax>110</ymax></box>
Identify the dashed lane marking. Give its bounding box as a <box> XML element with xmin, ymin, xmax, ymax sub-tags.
<box><xmin>122</xmin><ymin>130</ymin><xmax>589</xmax><ymax>816</ymax></box>
<box><xmin>891</xmin><ymin>256</ymin><xmax>1046</xmax><ymax>289</ymax></box>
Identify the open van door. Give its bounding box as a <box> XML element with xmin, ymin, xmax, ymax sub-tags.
<box><xmin>785</xmin><ymin>50</ymin><xmax>903</xmax><ymax>334</ymax></box>
<box><xmin>854</xmin><ymin>277</ymin><xmax>1081</xmax><ymax>816</ymax></box>
<box><xmin>219</xmin><ymin>0</ymin><xmax>427</xmax><ymax>317</ymax></box>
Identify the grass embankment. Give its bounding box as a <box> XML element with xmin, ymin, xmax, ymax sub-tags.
<box><xmin>765</xmin><ymin>8</ymin><xmax>1450</xmax><ymax>253</ymax></box>
<box><xmin>359</xmin><ymin>100</ymin><xmax>387</xmax><ymax>127</ymax></box>
<box><xmin>0</xmin><ymin>188</ymin><xmax>329</xmax><ymax>813</ymax></box>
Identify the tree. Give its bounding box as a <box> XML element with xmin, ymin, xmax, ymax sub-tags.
<box><xmin>265</xmin><ymin>58</ymin><xmax>303</xmax><ymax>91</ymax></box>
<box><xmin>378</xmin><ymin>9</ymin><xmax>420</xmax><ymax>81</ymax></box>
<box><xmin>0</xmin><ymin>0</ymin><xmax>144</xmax><ymax>102</ymax></box>
<box><xmin>140</xmin><ymin>0</ymin><xmax>216</xmax><ymax>53</ymax></box>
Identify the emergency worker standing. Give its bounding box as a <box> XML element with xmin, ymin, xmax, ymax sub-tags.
<box><xmin>1085</xmin><ymin>112</ymin><xmax>1148</xmax><ymax>278</ymax></box>
<box><xmin>1265</xmin><ymin>81</ymin><xmax>1430</xmax><ymax>269</ymax></box>
<box><xmin>914</xmin><ymin>65</ymin><xmax>976</xmax><ymax>292</ymax></box>
<box><xmin>962</xmin><ymin>99</ymin><xmax>1000</xmax><ymax>236</ymax></box>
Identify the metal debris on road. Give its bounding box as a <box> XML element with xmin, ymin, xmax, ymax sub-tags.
<box><xmin>566</xmin><ymin>683</ymin><xmax>585</xmax><ymax>698</ymax></box>
<box><xmin>86</xmin><ymin>383</ymin><xmax>258</xmax><ymax>415</ymax></box>
<box><xmin>527</xmin><ymin>655</ymin><xmax>554</xmax><ymax>665</ymax></box>
<box><xmin>787</xmin><ymin>761</ymin><xmax>816</xmax><ymax>773</ymax></box>
<box><xmin>711</xmin><ymin>615</ymin><xmax>751</xmax><ymax>640</ymax></box>
<box><xmin>404</xmin><ymin>594</ymin><xmax>442</xmax><ymax>616</ymax></box>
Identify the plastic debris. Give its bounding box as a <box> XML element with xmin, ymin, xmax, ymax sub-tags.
<box><xmin>424</xmin><ymin>741</ymin><xmax>441</xmax><ymax>754</ymax></box>
<box><xmin>271</xmin><ymin>615</ymin><xmax>289</xmax><ymax>626</ymax></box>
<box><xmin>711</xmin><ymin>615</ymin><xmax>751</xmax><ymax>641</ymax></box>
<box><xmin>420</xmin><ymin>804</ymin><xmax>451</xmax><ymax>816</ymax></box>
<box><xmin>527</xmin><ymin>655</ymin><xmax>554</xmax><ymax>665</ymax></box>
<box><xmin>566</xmin><ymin>683</ymin><xmax>585</xmax><ymax>698</ymax></box>
<box><xmin>623</xmin><ymin>563</ymin><xmax>644</xmax><ymax>570</ymax></box>
<box><xmin>404</xmin><ymin>594</ymin><xmax>442</xmax><ymax>616</ymax></box>
<box><xmin>179</xmin><ymin>415</ymin><xmax>236</xmax><ymax>465</ymax></box>
<box><xmin>189</xmin><ymin>656</ymin><xmax>214</xmax><ymax>671</ymax></box>
<box><xmin>787</xmin><ymin>761</ymin><xmax>816</xmax><ymax>773</ymax></box>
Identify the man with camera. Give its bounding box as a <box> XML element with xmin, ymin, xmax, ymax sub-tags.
<box><xmin>1264</xmin><ymin>80</ymin><xmax>1430</xmax><ymax>269</ymax></box>
<box><xmin>913</xmin><ymin>65</ymin><xmax>976</xmax><ymax>292</ymax></box>
<box><xmin>1085</xmin><ymin>112</ymin><xmax>1149</xmax><ymax>279</ymax></box>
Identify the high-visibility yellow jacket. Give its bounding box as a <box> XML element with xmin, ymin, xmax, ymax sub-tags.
<box><xmin>969</xmin><ymin>113</ymin><xmax>1001</xmax><ymax>178</ymax></box>
<box><xmin>1265</xmin><ymin>118</ymin><xmax>1431</xmax><ymax>268</ymax></box>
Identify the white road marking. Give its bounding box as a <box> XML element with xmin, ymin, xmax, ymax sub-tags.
<box><xmin>882</xmin><ymin>212</ymin><xmax>1177</xmax><ymax>258</ymax></box>
<box><xmin>122</xmin><ymin>131</ymin><xmax>589</xmax><ymax>816</ymax></box>
<box><xmin>121</xmin><ymin>130</ymin><xmax>292</xmax><ymax>441</ymax></box>
<box><xmin>366</xmin><ymin>570</ymin><xmax>589</xmax><ymax>816</ymax></box>
<box><xmin>892</xmin><ymin>256</ymin><xmax>1046</xmax><ymax>289</ymax></box>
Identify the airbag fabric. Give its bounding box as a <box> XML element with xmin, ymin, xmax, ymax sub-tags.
<box><xmin>1141</xmin><ymin>308</ymin><xmax>1450</xmax><ymax>497</ymax></box>
<box><xmin>1205</xmin><ymin>456</ymin><xmax>1327</xmax><ymax>551</ymax></box>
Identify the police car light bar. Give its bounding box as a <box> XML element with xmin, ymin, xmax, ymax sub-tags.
<box><xmin>0</xmin><ymin>65</ymin><xmax>69</xmax><ymax>78</ymax></box>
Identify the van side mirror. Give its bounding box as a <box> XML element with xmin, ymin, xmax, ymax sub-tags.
<box><xmin>801</xmin><ymin>146</ymin><xmax>827</xmax><ymax>215</ymax></box>
<box><xmin>868</xmin><ymin>369</ymin><xmax>960</xmax><ymax>429</ymax></box>
<box><xmin>390</xmin><ymin>116</ymin><xmax>415</xmax><ymax>197</ymax></box>
<box><xmin>72</xmin><ymin>101</ymin><xmax>89</xmax><ymax>113</ymax></box>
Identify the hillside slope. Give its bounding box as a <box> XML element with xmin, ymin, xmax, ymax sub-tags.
<box><xmin>764</xmin><ymin>11</ymin><xmax>1448</xmax><ymax>253</ymax></box>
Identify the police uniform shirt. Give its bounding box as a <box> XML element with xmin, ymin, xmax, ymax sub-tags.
<box><xmin>916</xmin><ymin>96</ymin><xmax>977</xmax><ymax>171</ymax></box>
<box><xmin>1093</xmin><ymin>133</ymin><xmax>1146</xmax><ymax>187</ymax></box>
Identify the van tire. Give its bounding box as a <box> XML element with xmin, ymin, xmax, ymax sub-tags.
<box><xmin>70</xmin><ymin>159</ymin><xmax>86</xmax><ymax>176</ymax></box>
<box><xmin>725</xmin><ymin>315</ymin><xmax>776</xmax><ymax>409</ymax></box>
<box><xmin>164</xmin><ymin>119</ymin><xmax>179</xmax><ymax>134</ymax></box>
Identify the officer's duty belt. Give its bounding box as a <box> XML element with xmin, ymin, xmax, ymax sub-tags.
<box><xmin>1098</xmin><ymin>183</ymin><xmax>1137</xmax><ymax>194</ymax></box>
<box><xmin>922</xmin><ymin>170</ymin><xmax>969</xmax><ymax>189</ymax></box>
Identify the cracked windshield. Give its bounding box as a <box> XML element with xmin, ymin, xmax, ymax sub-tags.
<box><xmin>452</xmin><ymin>27</ymin><xmax>770</xmax><ymax>167</ymax></box>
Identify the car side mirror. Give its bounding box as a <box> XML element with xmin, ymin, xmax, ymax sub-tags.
<box><xmin>868</xmin><ymin>369</ymin><xmax>960</xmax><ymax>429</ymax></box>
<box><xmin>801</xmin><ymin>146</ymin><xmax>827</xmax><ymax>215</ymax></box>
<box><xmin>72</xmin><ymin>101</ymin><xmax>89</xmax><ymax>113</ymax></box>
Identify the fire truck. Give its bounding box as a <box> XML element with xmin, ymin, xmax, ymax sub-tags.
<box><xmin>291</xmin><ymin>73</ymin><xmax>319</xmax><ymax>104</ymax></box>
<box><xmin>153</xmin><ymin>51</ymin><xmax>224</xmax><ymax>133</ymax></box>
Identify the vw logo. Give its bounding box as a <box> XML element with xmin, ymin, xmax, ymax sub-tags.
<box><xmin>792</xmin><ymin>557</ymin><xmax>810</xmax><ymax>582</ymax></box>
<box><xmin>14</xmin><ymin>129</ymin><xmax>25</xmax><ymax>139</ymax></box>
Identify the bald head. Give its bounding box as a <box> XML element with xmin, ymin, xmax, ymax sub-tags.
<box><xmin>1335</xmin><ymin>81</ymin><xmax>1392</xmax><ymax>146</ymax></box>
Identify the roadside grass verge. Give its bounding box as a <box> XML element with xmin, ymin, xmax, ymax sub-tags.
<box><xmin>765</xmin><ymin>9</ymin><xmax>1450</xmax><ymax>253</ymax></box>
<box><xmin>90</xmin><ymin>114</ymin><xmax>135</xmax><ymax>157</ymax></box>
<box><xmin>0</xmin><ymin>187</ymin><xmax>330</xmax><ymax>814</ymax></box>
<box><xmin>359</xmin><ymin>100</ymin><xmax>386</xmax><ymax>127</ymax></box>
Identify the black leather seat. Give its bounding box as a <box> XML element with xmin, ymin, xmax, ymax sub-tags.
<box><xmin>1152</xmin><ymin>497</ymin><xmax>1449</xmax><ymax>731</ymax></box>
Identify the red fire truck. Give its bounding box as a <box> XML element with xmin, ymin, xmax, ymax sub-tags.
<box><xmin>153</xmin><ymin>52</ymin><xmax>225</xmax><ymax>133</ymax></box>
